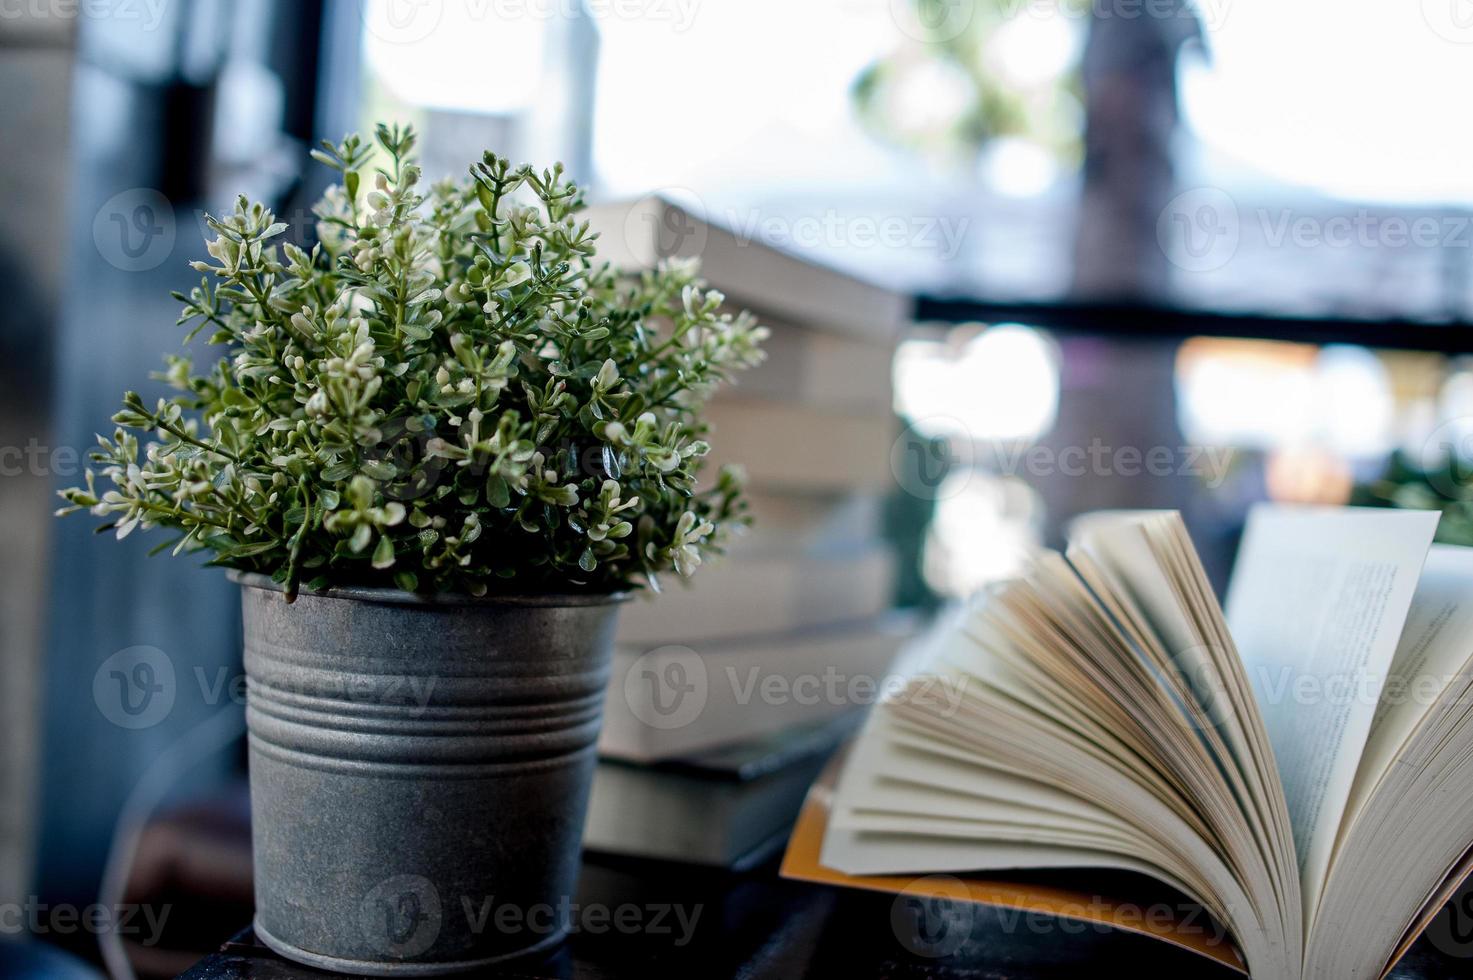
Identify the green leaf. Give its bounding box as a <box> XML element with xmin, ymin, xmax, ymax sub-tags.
<box><xmin>217</xmin><ymin>540</ymin><xmax>279</xmax><ymax>559</ymax></box>
<box><xmin>372</xmin><ymin>534</ymin><xmax>395</xmax><ymax>569</ymax></box>
<box><xmin>362</xmin><ymin>459</ymin><xmax>397</xmax><ymax>480</ymax></box>
<box><xmin>55</xmin><ymin>119</ymin><xmax>766</xmax><ymax>597</ymax></box>
<box><xmin>486</xmin><ymin>474</ymin><xmax>510</xmax><ymax>508</ymax></box>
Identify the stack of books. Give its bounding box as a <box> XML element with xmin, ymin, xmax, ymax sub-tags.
<box><xmin>581</xmin><ymin>196</ymin><xmax>916</xmax><ymax>867</ymax></box>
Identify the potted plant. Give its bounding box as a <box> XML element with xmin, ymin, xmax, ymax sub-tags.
<box><xmin>59</xmin><ymin>123</ymin><xmax>765</xmax><ymax>974</ymax></box>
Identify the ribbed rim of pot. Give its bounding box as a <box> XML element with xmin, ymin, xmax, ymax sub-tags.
<box><xmin>228</xmin><ymin>570</ymin><xmax>629</xmax><ymax>608</ymax></box>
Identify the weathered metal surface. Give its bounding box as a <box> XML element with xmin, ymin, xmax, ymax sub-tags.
<box><xmin>234</xmin><ymin>573</ymin><xmax>623</xmax><ymax>975</ymax></box>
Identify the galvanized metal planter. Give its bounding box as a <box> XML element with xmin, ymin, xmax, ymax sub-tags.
<box><xmin>232</xmin><ymin>572</ymin><xmax>624</xmax><ymax>976</ymax></box>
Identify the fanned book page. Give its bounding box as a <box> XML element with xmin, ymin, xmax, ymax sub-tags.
<box><xmin>1224</xmin><ymin>507</ymin><xmax>1439</xmax><ymax>923</ymax></box>
<box><xmin>793</xmin><ymin>506</ymin><xmax>1473</xmax><ymax>980</ymax></box>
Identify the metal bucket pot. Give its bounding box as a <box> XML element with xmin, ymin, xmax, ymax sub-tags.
<box><xmin>233</xmin><ymin>573</ymin><xmax>624</xmax><ymax>975</ymax></box>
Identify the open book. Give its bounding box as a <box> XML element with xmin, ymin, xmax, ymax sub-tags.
<box><xmin>785</xmin><ymin>506</ymin><xmax>1473</xmax><ymax>979</ymax></box>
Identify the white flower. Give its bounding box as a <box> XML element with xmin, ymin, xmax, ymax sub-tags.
<box><xmin>500</xmin><ymin>261</ymin><xmax>531</xmax><ymax>287</ymax></box>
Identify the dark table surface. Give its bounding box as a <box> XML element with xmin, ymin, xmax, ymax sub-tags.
<box><xmin>176</xmin><ymin>853</ymin><xmax>1473</xmax><ymax>979</ymax></box>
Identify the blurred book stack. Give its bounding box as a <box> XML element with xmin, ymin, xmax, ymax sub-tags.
<box><xmin>580</xmin><ymin>196</ymin><xmax>916</xmax><ymax>867</ymax></box>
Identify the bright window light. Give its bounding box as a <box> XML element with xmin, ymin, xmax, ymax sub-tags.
<box><xmin>1180</xmin><ymin>0</ymin><xmax>1473</xmax><ymax>203</ymax></box>
<box><xmin>924</xmin><ymin>475</ymin><xmax>1042</xmax><ymax>598</ymax></box>
<box><xmin>362</xmin><ymin>0</ymin><xmax>546</xmax><ymax>113</ymax></box>
<box><xmin>986</xmin><ymin>14</ymin><xmax>1081</xmax><ymax>89</ymax></box>
<box><xmin>592</xmin><ymin>0</ymin><xmax>904</xmax><ymax>196</ymax></box>
<box><xmin>1176</xmin><ymin>339</ymin><xmax>1394</xmax><ymax>457</ymax></box>
<box><xmin>893</xmin><ymin>324</ymin><xmax>1060</xmax><ymax>442</ymax></box>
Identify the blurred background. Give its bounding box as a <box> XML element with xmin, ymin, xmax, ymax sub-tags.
<box><xmin>6</xmin><ymin>0</ymin><xmax>1473</xmax><ymax>974</ymax></box>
